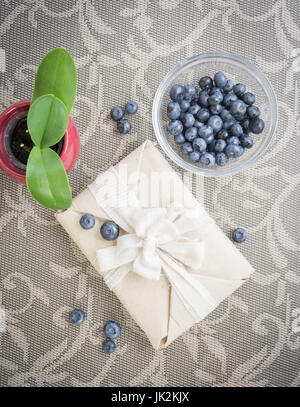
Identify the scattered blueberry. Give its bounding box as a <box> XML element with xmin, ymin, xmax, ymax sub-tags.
<box><xmin>216</xmin><ymin>152</ymin><xmax>229</xmax><ymax>166</ymax></box>
<box><xmin>199</xmin><ymin>76</ymin><xmax>213</xmax><ymax>90</ymax></box>
<box><xmin>117</xmin><ymin>119</ymin><xmax>131</xmax><ymax>134</ymax></box>
<box><xmin>250</xmin><ymin>117</ymin><xmax>265</xmax><ymax>134</ymax></box>
<box><xmin>104</xmin><ymin>321</ymin><xmax>121</xmax><ymax>339</ymax></box>
<box><xmin>208</xmin><ymin>91</ymin><xmax>223</xmax><ymax>105</ymax></box>
<box><xmin>100</xmin><ymin>221</ymin><xmax>120</xmax><ymax>241</ymax></box>
<box><xmin>189</xmin><ymin>151</ymin><xmax>201</xmax><ymax>162</ymax></box>
<box><xmin>223</xmin><ymin>119</ymin><xmax>235</xmax><ymax>130</ymax></box>
<box><xmin>184</xmin><ymin>84</ymin><xmax>197</xmax><ymax>101</ymax></box>
<box><xmin>194</xmin><ymin>120</ymin><xmax>203</xmax><ymax>129</ymax></box>
<box><xmin>196</xmin><ymin>108</ymin><xmax>210</xmax><ymax>123</ymax></box>
<box><xmin>181</xmin><ymin>142</ymin><xmax>193</xmax><ymax>155</ymax></box>
<box><xmin>233</xmin><ymin>83</ymin><xmax>246</xmax><ymax>97</ymax></box>
<box><xmin>102</xmin><ymin>339</ymin><xmax>116</xmax><ymax>354</ymax></box>
<box><xmin>220</xmin><ymin>109</ymin><xmax>233</xmax><ymax>121</ymax></box>
<box><xmin>125</xmin><ymin>101</ymin><xmax>138</xmax><ymax>114</ymax></box>
<box><xmin>167</xmin><ymin>120</ymin><xmax>183</xmax><ymax>136</ymax></box>
<box><xmin>230</xmin><ymin>123</ymin><xmax>243</xmax><ymax>137</ymax></box>
<box><xmin>80</xmin><ymin>214</ymin><xmax>95</xmax><ymax>230</ymax></box>
<box><xmin>198</xmin><ymin>90</ymin><xmax>210</xmax><ymax>107</ymax></box>
<box><xmin>198</xmin><ymin>125</ymin><xmax>213</xmax><ymax>139</ymax></box>
<box><xmin>110</xmin><ymin>106</ymin><xmax>124</xmax><ymax>121</ymax></box>
<box><xmin>170</xmin><ymin>84</ymin><xmax>185</xmax><ymax>102</ymax></box>
<box><xmin>242</xmin><ymin>92</ymin><xmax>255</xmax><ymax>105</ymax></box>
<box><xmin>214</xmin><ymin>72</ymin><xmax>227</xmax><ymax>89</ymax></box>
<box><xmin>227</xmin><ymin>136</ymin><xmax>240</xmax><ymax>145</ymax></box>
<box><xmin>232</xmin><ymin>228</ymin><xmax>247</xmax><ymax>243</ymax></box>
<box><xmin>241</xmin><ymin>118</ymin><xmax>250</xmax><ymax>132</ymax></box>
<box><xmin>217</xmin><ymin>129</ymin><xmax>228</xmax><ymax>140</ymax></box>
<box><xmin>193</xmin><ymin>137</ymin><xmax>207</xmax><ymax>152</ymax></box>
<box><xmin>200</xmin><ymin>152</ymin><xmax>215</xmax><ymax>168</ymax></box>
<box><xmin>174</xmin><ymin>134</ymin><xmax>185</xmax><ymax>144</ymax></box>
<box><xmin>69</xmin><ymin>309</ymin><xmax>86</xmax><ymax>325</ymax></box>
<box><xmin>167</xmin><ymin>102</ymin><xmax>181</xmax><ymax>120</ymax></box>
<box><xmin>223</xmin><ymin>93</ymin><xmax>238</xmax><ymax>107</ymax></box>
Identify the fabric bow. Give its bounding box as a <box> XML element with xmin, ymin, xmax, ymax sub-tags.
<box><xmin>89</xmin><ymin>168</ymin><xmax>216</xmax><ymax>321</ymax></box>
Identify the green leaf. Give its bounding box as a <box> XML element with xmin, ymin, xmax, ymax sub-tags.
<box><xmin>27</xmin><ymin>94</ymin><xmax>69</xmax><ymax>148</ymax></box>
<box><xmin>26</xmin><ymin>147</ymin><xmax>72</xmax><ymax>210</ymax></box>
<box><xmin>31</xmin><ymin>48</ymin><xmax>77</xmax><ymax>114</ymax></box>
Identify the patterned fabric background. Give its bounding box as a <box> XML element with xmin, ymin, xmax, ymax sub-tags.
<box><xmin>0</xmin><ymin>0</ymin><xmax>300</xmax><ymax>387</ymax></box>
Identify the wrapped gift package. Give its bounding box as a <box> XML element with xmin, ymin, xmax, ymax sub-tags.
<box><xmin>56</xmin><ymin>140</ymin><xmax>254</xmax><ymax>349</ymax></box>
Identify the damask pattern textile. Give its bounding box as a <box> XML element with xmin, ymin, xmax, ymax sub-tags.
<box><xmin>0</xmin><ymin>0</ymin><xmax>300</xmax><ymax>387</ymax></box>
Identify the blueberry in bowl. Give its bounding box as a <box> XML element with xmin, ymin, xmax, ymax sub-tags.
<box><xmin>152</xmin><ymin>52</ymin><xmax>278</xmax><ymax>177</ymax></box>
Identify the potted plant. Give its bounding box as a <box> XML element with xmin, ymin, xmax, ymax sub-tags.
<box><xmin>0</xmin><ymin>47</ymin><xmax>79</xmax><ymax>209</ymax></box>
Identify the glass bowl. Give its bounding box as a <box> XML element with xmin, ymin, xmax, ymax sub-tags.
<box><xmin>152</xmin><ymin>52</ymin><xmax>278</xmax><ymax>177</ymax></box>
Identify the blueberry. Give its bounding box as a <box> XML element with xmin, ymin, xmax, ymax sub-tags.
<box><xmin>247</xmin><ymin>105</ymin><xmax>260</xmax><ymax>119</ymax></box>
<box><xmin>196</xmin><ymin>108</ymin><xmax>210</xmax><ymax>123</ymax></box>
<box><xmin>223</xmin><ymin>93</ymin><xmax>238</xmax><ymax>107</ymax></box>
<box><xmin>250</xmin><ymin>117</ymin><xmax>265</xmax><ymax>134</ymax></box>
<box><xmin>225</xmin><ymin>143</ymin><xmax>241</xmax><ymax>158</ymax></box>
<box><xmin>200</xmin><ymin>152</ymin><xmax>215</xmax><ymax>168</ymax></box>
<box><xmin>223</xmin><ymin>79</ymin><xmax>234</xmax><ymax>93</ymax></box>
<box><xmin>207</xmin><ymin>115</ymin><xmax>223</xmax><ymax>133</ymax></box>
<box><xmin>100</xmin><ymin>221</ymin><xmax>120</xmax><ymax>241</ymax></box>
<box><xmin>194</xmin><ymin>120</ymin><xmax>203</xmax><ymax>129</ymax></box>
<box><xmin>188</xmin><ymin>104</ymin><xmax>201</xmax><ymax>116</ymax></box>
<box><xmin>180</xmin><ymin>100</ymin><xmax>190</xmax><ymax>112</ymax></box>
<box><xmin>209</xmin><ymin>86</ymin><xmax>221</xmax><ymax>95</ymax></box>
<box><xmin>193</xmin><ymin>137</ymin><xmax>207</xmax><ymax>152</ymax></box>
<box><xmin>198</xmin><ymin>90</ymin><xmax>210</xmax><ymax>107</ymax></box>
<box><xmin>104</xmin><ymin>321</ymin><xmax>121</xmax><ymax>339</ymax></box>
<box><xmin>181</xmin><ymin>113</ymin><xmax>195</xmax><ymax>128</ymax></box>
<box><xmin>167</xmin><ymin>102</ymin><xmax>181</xmax><ymax>120</ymax></box>
<box><xmin>233</xmin><ymin>83</ymin><xmax>246</xmax><ymax>97</ymax></box>
<box><xmin>216</xmin><ymin>152</ymin><xmax>229</xmax><ymax>166</ymax></box>
<box><xmin>241</xmin><ymin>118</ymin><xmax>250</xmax><ymax>132</ymax></box>
<box><xmin>199</xmin><ymin>76</ymin><xmax>213</xmax><ymax>90</ymax></box>
<box><xmin>236</xmin><ymin>145</ymin><xmax>245</xmax><ymax>157</ymax></box>
<box><xmin>217</xmin><ymin>129</ymin><xmax>228</xmax><ymax>140</ymax></box>
<box><xmin>110</xmin><ymin>106</ymin><xmax>124</xmax><ymax>121</ymax></box>
<box><xmin>102</xmin><ymin>339</ymin><xmax>116</xmax><ymax>354</ymax></box>
<box><xmin>125</xmin><ymin>101</ymin><xmax>138</xmax><ymax>114</ymax></box>
<box><xmin>240</xmin><ymin>134</ymin><xmax>254</xmax><ymax>148</ymax></box>
<box><xmin>214</xmin><ymin>72</ymin><xmax>227</xmax><ymax>88</ymax></box>
<box><xmin>184</xmin><ymin>84</ymin><xmax>197</xmax><ymax>101</ymax></box>
<box><xmin>181</xmin><ymin>142</ymin><xmax>193</xmax><ymax>155</ymax></box>
<box><xmin>69</xmin><ymin>309</ymin><xmax>86</xmax><ymax>325</ymax></box>
<box><xmin>190</xmin><ymin>98</ymin><xmax>199</xmax><ymax>106</ymax></box>
<box><xmin>205</xmin><ymin>134</ymin><xmax>215</xmax><ymax>144</ymax></box>
<box><xmin>167</xmin><ymin>120</ymin><xmax>183</xmax><ymax>136</ymax></box>
<box><xmin>230</xmin><ymin>123</ymin><xmax>243</xmax><ymax>137</ymax></box>
<box><xmin>220</xmin><ymin>109</ymin><xmax>233</xmax><ymax>121</ymax></box>
<box><xmin>210</xmin><ymin>104</ymin><xmax>222</xmax><ymax>115</ymax></box>
<box><xmin>230</xmin><ymin>99</ymin><xmax>247</xmax><ymax>116</ymax></box>
<box><xmin>208</xmin><ymin>91</ymin><xmax>223</xmax><ymax>105</ymax></box>
<box><xmin>80</xmin><ymin>214</ymin><xmax>95</xmax><ymax>230</ymax></box>
<box><xmin>227</xmin><ymin>136</ymin><xmax>240</xmax><ymax>145</ymax></box>
<box><xmin>223</xmin><ymin>119</ymin><xmax>235</xmax><ymax>130</ymax></box>
<box><xmin>232</xmin><ymin>228</ymin><xmax>247</xmax><ymax>243</ymax></box>
<box><xmin>184</xmin><ymin>127</ymin><xmax>198</xmax><ymax>142</ymax></box>
<box><xmin>189</xmin><ymin>151</ymin><xmax>201</xmax><ymax>163</ymax></box>
<box><xmin>214</xmin><ymin>139</ymin><xmax>227</xmax><ymax>152</ymax></box>
<box><xmin>170</xmin><ymin>84</ymin><xmax>185</xmax><ymax>102</ymax></box>
<box><xmin>117</xmin><ymin>119</ymin><xmax>131</xmax><ymax>134</ymax></box>
<box><xmin>242</xmin><ymin>92</ymin><xmax>255</xmax><ymax>105</ymax></box>
<box><xmin>174</xmin><ymin>134</ymin><xmax>185</xmax><ymax>144</ymax></box>
<box><xmin>234</xmin><ymin>111</ymin><xmax>247</xmax><ymax>121</ymax></box>
<box><xmin>198</xmin><ymin>125</ymin><xmax>213</xmax><ymax>139</ymax></box>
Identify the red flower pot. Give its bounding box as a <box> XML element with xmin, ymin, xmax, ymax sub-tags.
<box><xmin>0</xmin><ymin>100</ymin><xmax>80</xmax><ymax>184</ymax></box>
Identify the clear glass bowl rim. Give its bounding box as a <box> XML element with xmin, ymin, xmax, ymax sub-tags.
<box><xmin>152</xmin><ymin>51</ymin><xmax>278</xmax><ymax>177</ymax></box>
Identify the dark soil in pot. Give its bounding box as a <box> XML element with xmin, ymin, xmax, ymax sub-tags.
<box><xmin>8</xmin><ymin>116</ymin><xmax>64</xmax><ymax>169</ymax></box>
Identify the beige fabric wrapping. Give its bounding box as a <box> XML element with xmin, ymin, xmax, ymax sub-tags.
<box><xmin>55</xmin><ymin>140</ymin><xmax>254</xmax><ymax>349</ymax></box>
